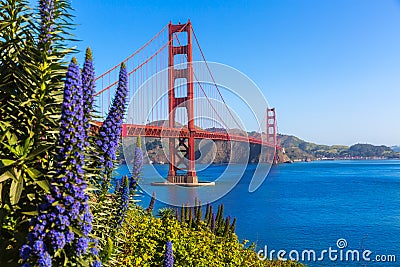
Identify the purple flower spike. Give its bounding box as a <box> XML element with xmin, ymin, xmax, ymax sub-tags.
<box><xmin>82</xmin><ymin>47</ymin><xmax>96</xmax><ymax>138</ymax></box>
<box><xmin>130</xmin><ymin>135</ymin><xmax>143</xmax><ymax>190</ymax></box>
<box><xmin>21</xmin><ymin>58</ymin><xmax>98</xmax><ymax>265</ymax></box>
<box><xmin>97</xmin><ymin>63</ymin><xmax>128</xmax><ymax>192</ymax></box>
<box><xmin>38</xmin><ymin>0</ymin><xmax>55</xmax><ymax>52</ymax></box>
<box><xmin>117</xmin><ymin>176</ymin><xmax>130</xmax><ymax>226</ymax></box>
<box><xmin>163</xmin><ymin>240</ymin><xmax>174</xmax><ymax>267</ymax></box>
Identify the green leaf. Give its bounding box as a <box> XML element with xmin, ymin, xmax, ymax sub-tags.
<box><xmin>10</xmin><ymin>173</ymin><xmax>23</xmax><ymax>205</ymax></box>
<box><xmin>21</xmin><ymin>210</ymin><xmax>38</xmax><ymax>216</ymax></box>
<box><xmin>35</xmin><ymin>179</ymin><xmax>50</xmax><ymax>193</ymax></box>
<box><xmin>8</xmin><ymin>133</ymin><xmax>18</xmax><ymax>146</ymax></box>
<box><xmin>70</xmin><ymin>226</ymin><xmax>85</xmax><ymax>237</ymax></box>
<box><xmin>23</xmin><ymin>137</ymin><xmax>32</xmax><ymax>153</ymax></box>
<box><xmin>0</xmin><ymin>171</ymin><xmax>14</xmax><ymax>182</ymax></box>
<box><xmin>26</xmin><ymin>193</ymin><xmax>35</xmax><ymax>201</ymax></box>
<box><xmin>24</xmin><ymin>145</ymin><xmax>52</xmax><ymax>161</ymax></box>
<box><xmin>25</xmin><ymin>166</ymin><xmax>42</xmax><ymax>180</ymax></box>
<box><xmin>0</xmin><ymin>159</ymin><xmax>16</xmax><ymax>168</ymax></box>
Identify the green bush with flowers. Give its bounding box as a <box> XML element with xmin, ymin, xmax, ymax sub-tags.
<box><xmin>115</xmin><ymin>205</ymin><xmax>304</xmax><ymax>267</ymax></box>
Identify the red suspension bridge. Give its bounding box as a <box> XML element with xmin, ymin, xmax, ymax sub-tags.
<box><xmin>94</xmin><ymin>21</ymin><xmax>278</xmax><ymax>185</ymax></box>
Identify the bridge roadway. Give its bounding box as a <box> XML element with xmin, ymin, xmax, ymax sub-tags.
<box><xmin>120</xmin><ymin>124</ymin><xmax>275</xmax><ymax>147</ymax></box>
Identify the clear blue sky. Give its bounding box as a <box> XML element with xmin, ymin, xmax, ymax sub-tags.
<box><xmin>66</xmin><ymin>0</ymin><xmax>400</xmax><ymax>146</ymax></box>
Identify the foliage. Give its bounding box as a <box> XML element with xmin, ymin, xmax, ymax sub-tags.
<box><xmin>175</xmin><ymin>203</ymin><xmax>236</xmax><ymax>239</ymax></box>
<box><xmin>0</xmin><ymin>0</ymin><xmax>74</xmax><ymax>264</ymax></box>
<box><xmin>278</xmin><ymin>134</ymin><xmax>399</xmax><ymax>160</ymax></box>
<box><xmin>347</xmin><ymin>143</ymin><xmax>397</xmax><ymax>158</ymax></box>
<box><xmin>90</xmin><ymin>194</ymin><xmax>117</xmax><ymax>266</ymax></box>
<box><xmin>157</xmin><ymin>208</ymin><xmax>175</xmax><ymax>221</ymax></box>
<box><xmin>89</xmin><ymin>174</ymin><xmax>138</xmax><ymax>266</ymax></box>
<box><xmin>21</xmin><ymin>58</ymin><xmax>100</xmax><ymax>266</ymax></box>
<box><xmin>115</xmin><ymin>206</ymin><xmax>304</xmax><ymax>267</ymax></box>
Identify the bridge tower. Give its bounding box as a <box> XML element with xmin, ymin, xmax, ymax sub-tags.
<box><xmin>167</xmin><ymin>21</ymin><xmax>198</xmax><ymax>184</ymax></box>
<box><xmin>266</xmin><ymin>108</ymin><xmax>278</xmax><ymax>164</ymax></box>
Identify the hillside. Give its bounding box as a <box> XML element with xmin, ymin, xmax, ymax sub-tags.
<box><xmin>122</xmin><ymin>137</ymin><xmax>276</xmax><ymax>164</ymax></box>
<box><xmin>391</xmin><ymin>146</ymin><xmax>400</xmax><ymax>152</ymax></box>
<box><xmin>278</xmin><ymin>134</ymin><xmax>400</xmax><ymax>161</ymax></box>
<box><xmin>120</xmin><ymin>133</ymin><xmax>399</xmax><ymax>164</ymax></box>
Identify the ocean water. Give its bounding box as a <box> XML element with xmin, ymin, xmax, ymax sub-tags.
<box><xmin>117</xmin><ymin>160</ymin><xmax>400</xmax><ymax>266</ymax></box>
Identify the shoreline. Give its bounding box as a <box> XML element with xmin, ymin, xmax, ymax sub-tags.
<box><xmin>287</xmin><ymin>157</ymin><xmax>400</xmax><ymax>163</ymax></box>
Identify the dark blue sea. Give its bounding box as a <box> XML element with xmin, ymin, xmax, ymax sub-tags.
<box><xmin>117</xmin><ymin>160</ymin><xmax>400</xmax><ymax>266</ymax></box>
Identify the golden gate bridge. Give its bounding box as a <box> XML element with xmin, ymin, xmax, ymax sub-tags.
<box><xmin>94</xmin><ymin>20</ymin><xmax>278</xmax><ymax>185</ymax></box>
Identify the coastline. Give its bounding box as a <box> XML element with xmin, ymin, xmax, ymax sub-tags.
<box><xmin>288</xmin><ymin>157</ymin><xmax>400</xmax><ymax>163</ymax></box>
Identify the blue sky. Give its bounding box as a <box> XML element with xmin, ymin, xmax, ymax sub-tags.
<box><xmin>66</xmin><ymin>0</ymin><xmax>400</xmax><ymax>146</ymax></box>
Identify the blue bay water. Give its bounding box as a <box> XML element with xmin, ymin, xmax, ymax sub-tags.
<box><xmin>117</xmin><ymin>160</ymin><xmax>400</xmax><ymax>266</ymax></box>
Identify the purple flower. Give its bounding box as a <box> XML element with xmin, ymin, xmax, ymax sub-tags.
<box><xmin>90</xmin><ymin>246</ymin><xmax>99</xmax><ymax>256</ymax></box>
<box><xmin>37</xmin><ymin>252</ymin><xmax>51</xmax><ymax>267</ymax></box>
<box><xmin>76</xmin><ymin>237</ymin><xmax>89</xmax><ymax>256</ymax></box>
<box><xmin>116</xmin><ymin>176</ymin><xmax>130</xmax><ymax>226</ymax></box>
<box><xmin>48</xmin><ymin>230</ymin><xmax>66</xmax><ymax>251</ymax></box>
<box><xmin>32</xmin><ymin>240</ymin><xmax>46</xmax><ymax>255</ymax></box>
<box><xmin>82</xmin><ymin>47</ymin><xmax>95</xmax><ymax>139</ymax></box>
<box><xmin>92</xmin><ymin>260</ymin><xmax>102</xmax><ymax>267</ymax></box>
<box><xmin>131</xmin><ymin>136</ymin><xmax>143</xmax><ymax>190</ymax></box>
<box><xmin>38</xmin><ymin>0</ymin><xmax>55</xmax><ymax>52</ymax></box>
<box><xmin>96</xmin><ymin>63</ymin><xmax>128</xmax><ymax>193</ymax></box>
<box><xmin>20</xmin><ymin>245</ymin><xmax>31</xmax><ymax>260</ymax></box>
<box><xmin>65</xmin><ymin>231</ymin><xmax>74</xmax><ymax>243</ymax></box>
<box><xmin>163</xmin><ymin>240</ymin><xmax>174</xmax><ymax>267</ymax></box>
<box><xmin>21</xmin><ymin>58</ymin><xmax>97</xmax><ymax>265</ymax></box>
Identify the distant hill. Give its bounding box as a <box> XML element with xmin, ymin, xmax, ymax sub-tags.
<box><xmin>278</xmin><ymin>134</ymin><xmax>399</xmax><ymax>161</ymax></box>
<box><xmin>119</xmin><ymin>133</ymin><xmax>399</xmax><ymax>164</ymax></box>
<box><xmin>391</xmin><ymin>146</ymin><xmax>400</xmax><ymax>152</ymax></box>
<box><xmin>122</xmin><ymin>137</ymin><xmax>276</xmax><ymax>165</ymax></box>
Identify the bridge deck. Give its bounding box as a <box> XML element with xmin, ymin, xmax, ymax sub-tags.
<box><xmin>121</xmin><ymin>124</ymin><xmax>274</xmax><ymax>147</ymax></box>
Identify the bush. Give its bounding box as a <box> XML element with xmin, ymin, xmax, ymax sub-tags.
<box><xmin>116</xmin><ymin>206</ymin><xmax>304</xmax><ymax>267</ymax></box>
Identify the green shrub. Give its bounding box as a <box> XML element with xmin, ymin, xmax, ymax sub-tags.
<box><xmin>116</xmin><ymin>206</ymin><xmax>304</xmax><ymax>267</ymax></box>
